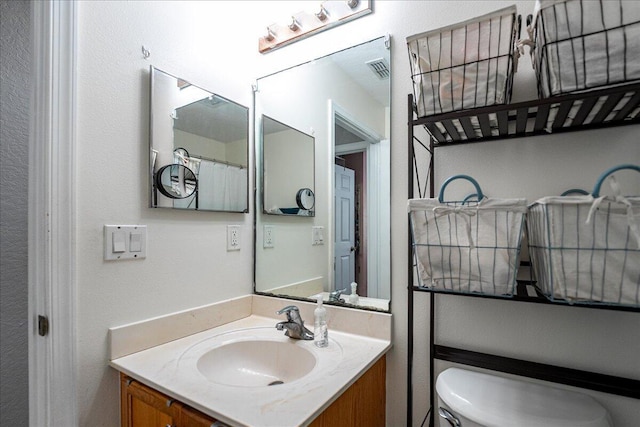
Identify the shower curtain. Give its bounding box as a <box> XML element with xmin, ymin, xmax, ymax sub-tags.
<box><xmin>175</xmin><ymin>159</ymin><xmax>246</xmax><ymax>211</ymax></box>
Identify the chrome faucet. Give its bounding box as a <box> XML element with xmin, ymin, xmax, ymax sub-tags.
<box><xmin>329</xmin><ymin>288</ymin><xmax>348</xmax><ymax>302</ymax></box>
<box><xmin>275</xmin><ymin>305</ymin><xmax>314</xmax><ymax>340</ymax></box>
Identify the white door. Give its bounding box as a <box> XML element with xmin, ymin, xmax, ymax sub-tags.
<box><xmin>334</xmin><ymin>166</ymin><xmax>356</xmax><ymax>291</ymax></box>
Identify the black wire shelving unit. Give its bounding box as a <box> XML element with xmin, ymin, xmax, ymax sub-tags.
<box><xmin>407</xmin><ymin>82</ymin><xmax>640</xmax><ymax>427</ymax></box>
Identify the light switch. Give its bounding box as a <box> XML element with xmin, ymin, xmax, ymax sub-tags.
<box><xmin>112</xmin><ymin>230</ymin><xmax>126</xmax><ymax>253</ymax></box>
<box><xmin>130</xmin><ymin>232</ymin><xmax>142</xmax><ymax>252</ymax></box>
<box><xmin>104</xmin><ymin>225</ymin><xmax>147</xmax><ymax>260</ymax></box>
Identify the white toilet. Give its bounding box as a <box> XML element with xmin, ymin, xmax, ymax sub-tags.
<box><xmin>436</xmin><ymin>368</ymin><xmax>613</xmax><ymax>427</ymax></box>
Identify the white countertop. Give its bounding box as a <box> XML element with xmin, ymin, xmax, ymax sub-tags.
<box><xmin>109</xmin><ymin>295</ymin><xmax>392</xmax><ymax>427</ymax></box>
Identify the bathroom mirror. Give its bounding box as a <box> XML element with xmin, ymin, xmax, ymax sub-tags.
<box><xmin>149</xmin><ymin>66</ymin><xmax>249</xmax><ymax>212</ymax></box>
<box><xmin>254</xmin><ymin>36</ymin><xmax>391</xmax><ymax>312</ymax></box>
<box><xmin>262</xmin><ymin>115</ymin><xmax>315</xmax><ymax>216</ymax></box>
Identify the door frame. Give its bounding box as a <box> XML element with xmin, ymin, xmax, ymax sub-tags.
<box><xmin>328</xmin><ymin>101</ymin><xmax>388</xmax><ymax>297</ymax></box>
<box><xmin>29</xmin><ymin>1</ymin><xmax>78</xmax><ymax>425</ymax></box>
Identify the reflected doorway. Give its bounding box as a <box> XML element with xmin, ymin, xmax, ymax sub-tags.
<box><xmin>334</xmin><ymin>153</ymin><xmax>368</xmax><ymax>295</ymax></box>
<box><xmin>333</xmin><ymin>112</ymin><xmax>376</xmax><ymax>298</ymax></box>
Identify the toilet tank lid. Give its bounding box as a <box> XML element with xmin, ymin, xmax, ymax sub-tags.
<box><xmin>436</xmin><ymin>368</ymin><xmax>612</xmax><ymax>427</ymax></box>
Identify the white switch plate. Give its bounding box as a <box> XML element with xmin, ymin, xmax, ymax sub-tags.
<box><xmin>312</xmin><ymin>226</ymin><xmax>324</xmax><ymax>245</ymax></box>
<box><xmin>263</xmin><ymin>225</ymin><xmax>275</xmax><ymax>248</ymax></box>
<box><xmin>227</xmin><ymin>225</ymin><xmax>241</xmax><ymax>251</ymax></box>
<box><xmin>104</xmin><ymin>225</ymin><xmax>147</xmax><ymax>260</ymax></box>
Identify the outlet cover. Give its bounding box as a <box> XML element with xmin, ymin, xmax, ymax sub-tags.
<box><xmin>263</xmin><ymin>225</ymin><xmax>275</xmax><ymax>248</ymax></box>
<box><xmin>227</xmin><ymin>225</ymin><xmax>241</xmax><ymax>251</ymax></box>
<box><xmin>312</xmin><ymin>226</ymin><xmax>324</xmax><ymax>245</ymax></box>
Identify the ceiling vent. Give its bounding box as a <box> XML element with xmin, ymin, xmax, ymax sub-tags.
<box><xmin>366</xmin><ymin>58</ymin><xmax>390</xmax><ymax>80</ymax></box>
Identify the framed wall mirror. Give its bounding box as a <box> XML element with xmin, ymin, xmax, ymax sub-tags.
<box><xmin>149</xmin><ymin>66</ymin><xmax>249</xmax><ymax>212</ymax></box>
<box><xmin>254</xmin><ymin>36</ymin><xmax>391</xmax><ymax>312</ymax></box>
<box><xmin>262</xmin><ymin>115</ymin><xmax>315</xmax><ymax>217</ymax></box>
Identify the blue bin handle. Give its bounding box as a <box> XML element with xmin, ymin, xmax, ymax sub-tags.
<box><xmin>438</xmin><ymin>175</ymin><xmax>484</xmax><ymax>203</ymax></box>
<box><xmin>592</xmin><ymin>164</ymin><xmax>640</xmax><ymax>197</ymax></box>
<box><xmin>462</xmin><ymin>193</ymin><xmax>483</xmax><ymax>204</ymax></box>
<box><xmin>560</xmin><ymin>188</ymin><xmax>589</xmax><ymax>196</ymax></box>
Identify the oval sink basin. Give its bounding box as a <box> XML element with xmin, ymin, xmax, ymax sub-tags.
<box><xmin>196</xmin><ymin>339</ymin><xmax>317</xmax><ymax>387</ymax></box>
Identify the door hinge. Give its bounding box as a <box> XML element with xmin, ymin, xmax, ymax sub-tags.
<box><xmin>38</xmin><ymin>315</ymin><xmax>49</xmax><ymax>336</ymax></box>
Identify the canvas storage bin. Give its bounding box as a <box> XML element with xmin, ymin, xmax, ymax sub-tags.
<box><xmin>529</xmin><ymin>0</ymin><xmax>640</xmax><ymax>98</ymax></box>
<box><xmin>527</xmin><ymin>165</ymin><xmax>640</xmax><ymax>307</ymax></box>
<box><xmin>407</xmin><ymin>5</ymin><xmax>520</xmax><ymax>118</ymax></box>
<box><xmin>408</xmin><ymin>175</ymin><xmax>527</xmax><ymax>296</ymax></box>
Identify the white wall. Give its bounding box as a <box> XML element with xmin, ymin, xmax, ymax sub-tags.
<box><xmin>74</xmin><ymin>2</ymin><xmax>257</xmax><ymax>424</ymax></box>
<box><xmin>73</xmin><ymin>1</ymin><xmax>640</xmax><ymax>426</ymax></box>
<box><xmin>173</xmin><ymin>130</ymin><xmax>227</xmax><ymax>161</ymax></box>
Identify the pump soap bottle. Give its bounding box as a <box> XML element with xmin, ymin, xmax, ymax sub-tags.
<box><xmin>314</xmin><ymin>295</ymin><xmax>328</xmax><ymax>348</ymax></box>
<box><xmin>348</xmin><ymin>282</ymin><xmax>359</xmax><ymax>305</ymax></box>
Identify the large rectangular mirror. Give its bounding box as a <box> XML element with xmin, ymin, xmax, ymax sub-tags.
<box><xmin>149</xmin><ymin>66</ymin><xmax>249</xmax><ymax>212</ymax></box>
<box><xmin>262</xmin><ymin>115</ymin><xmax>315</xmax><ymax>216</ymax></box>
<box><xmin>254</xmin><ymin>36</ymin><xmax>391</xmax><ymax>311</ymax></box>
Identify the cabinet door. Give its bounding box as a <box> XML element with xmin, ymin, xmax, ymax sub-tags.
<box><xmin>309</xmin><ymin>355</ymin><xmax>386</xmax><ymax>427</ymax></box>
<box><xmin>350</xmin><ymin>354</ymin><xmax>386</xmax><ymax>427</ymax></box>
<box><xmin>121</xmin><ymin>374</ymin><xmax>180</xmax><ymax>427</ymax></box>
<box><xmin>179</xmin><ymin>405</ymin><xmax>217</xmax><ymax>427</ymax></box>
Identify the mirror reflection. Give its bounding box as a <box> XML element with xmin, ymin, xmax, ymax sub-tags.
<box><xmin>155</xmin><ymin>164</ymin><xmax>197</xmax><ymax>200</ymax></box>
<box><xmin>255</xmin><ymin>36</ymin><xmax>391</xmax><ymax>311</ymax></box>
<box><xmin>262</xmin><ymin>115</ymin><xmax>315</xmax><ymax>216</ymax></box>
<box><xmin>150</xmin><ymin>66</ymin><xmax>249</xmax><ymax>212</ymax></box>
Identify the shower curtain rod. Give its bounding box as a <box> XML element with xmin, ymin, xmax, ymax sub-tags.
<box><xmin>189</xmin><ymin>155</ymin><xmax>246</xmax><ymax>169</ymax></box>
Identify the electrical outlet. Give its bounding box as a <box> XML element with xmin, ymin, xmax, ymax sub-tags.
<box><xmin>227</xmin><ymin>225</ymin><xmax>241</xmax><ymax>251</ymax></box>
<box><xmin>312</xmin><ymin>226</ymin><xmax>324</xmax><ymax>245</ymax></box>
<box><xmin>264</xmin><ymin>225</ymin><xmax>275</xmax><ymax>248</ymax></box>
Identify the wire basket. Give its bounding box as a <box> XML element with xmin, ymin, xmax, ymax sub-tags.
<box><xmin>529</xmin><ymin>0</ymin><xmax>640</xmax><ymax>98</ymax></box>
<box><xmin>527</xmin><ymin>165</ymin><xmax>640</xmax><ymax>307</ymax></box>
<box><xmin>407</xmin><ymin>5</ymin><xmax>521</xmax><ymax>118</ymax></box>
<box><xmin>408</xmin><ymin>175</ymin><xmax>527</xmax><ymax>296</ymax></box>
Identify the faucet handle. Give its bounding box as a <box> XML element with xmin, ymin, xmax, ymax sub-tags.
<box><xmin>276</xmin><ymin>305</ymin><xmax>300</xmax><ymax>321</ymax></box>
<box><xmin>329</xmin><ymin>288</ymin><xmax>348</xmax><ymax>301</ymax></box>
<box><xmin>276</xmin><ymin>305</ymin><xmax>299</xmax><ymax>314</ymax></box>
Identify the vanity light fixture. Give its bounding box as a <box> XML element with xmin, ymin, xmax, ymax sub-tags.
<box><xmin>288</xmin><ymin>16</ymin><xmax>301</xmax><ymax>32</ymax></box>
<box><xmin>315</xmin><ymin>5</ymin><xmax>329</xmax><ymax>21</ymax></box>
<box><xmin>265</xmin><ymin>27</ymin><xmax>276</xmax><ymax>41</ymax></box>
<box><xmin>258</xmin><ymin>0</ymin><xmax>372</xmax><ymax>54</ymax></box>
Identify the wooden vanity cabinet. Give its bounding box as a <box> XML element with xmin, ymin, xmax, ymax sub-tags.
<box><xmin>179</xmin><ymin>405</ymin><xmax>220</xmax><ymax>427</ymax></box>
<box><xmin>120</xmin><ymin>373</ymin><xmax>216</xmax><ymax>427</ymax></box>
<box><xmin>309</xmin><ymin>355</ymin><xmax>386</xmax><ymax>427</ymax></box>
<box><xmin>120</xmin><ymin>354</ymin><xmax>386</xmax><ymax>427</ymax></box>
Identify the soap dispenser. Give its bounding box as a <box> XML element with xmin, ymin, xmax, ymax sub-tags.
<box><xmin>314</xmin><ymin>295</ymin><xmax>328</xmax><ymax>348</ymax></box>
<box><xmin>348</xmin><ymin>282</ymin><xmax>359</xmax><ymax>305</ymax></box>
